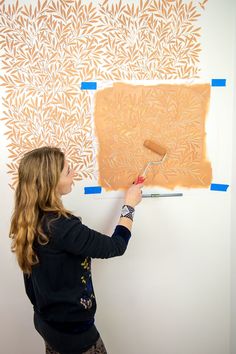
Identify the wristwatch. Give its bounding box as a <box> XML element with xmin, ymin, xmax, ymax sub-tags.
<box><xmin>121</xmin><ymin>205</ymin><xmax>135</xmax><ymax>221</ymax></box>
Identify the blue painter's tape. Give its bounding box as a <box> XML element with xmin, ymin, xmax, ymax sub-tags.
<box><xmin>210</xmin><ymin>183</ymin><xmax>229</xmax><ymax>192</ymax></box>
<box><xmin>211</xmin><ymin>79</ymin><xmax>226</xmax><ymax>87</ymax></box>
<box><xmin>84</xmin><ymin>186</ymin><xmax>102</xmax><ymax>194</ymax></box>
<box><xmin>81</xmin><ymin>82</ymin><xmax>97</xmax><ymax>90</ymax></box>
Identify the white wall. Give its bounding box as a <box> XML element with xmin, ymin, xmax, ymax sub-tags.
<box><xmin>0</xmin><ymin>1</ymin><xmax>235</xmax><ymax>354</ymax></box>
<box><xmin>231</xmin><ymin>7</ymin><xmax>236</xmax><ymax>354</ymax></box>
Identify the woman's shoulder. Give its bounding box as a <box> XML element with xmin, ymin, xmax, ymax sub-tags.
<box><xmin>41</xmin><ymin>212</ymin><xmax>82</xmax><ymax>231</ymax></box>
<box><xmin>42</xmin><ymin>211</ymin><xmax>79</xmax><ymax>220</ymax></box>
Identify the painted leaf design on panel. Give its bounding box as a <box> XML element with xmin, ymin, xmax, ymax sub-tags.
<box><xmin>94</xmin><ymin>83</ymin><xmax>212</xmax><ymax>190</ymax></box>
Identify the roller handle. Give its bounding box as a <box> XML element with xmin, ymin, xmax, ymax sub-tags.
<box><xmin>134</xmin><ymin>176</ymin><xmax>146</xmax><ymax>184</ymax></box>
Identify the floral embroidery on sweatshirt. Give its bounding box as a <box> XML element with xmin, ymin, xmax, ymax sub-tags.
<box><xmin>80</xmin><ymin>257</ymin><xmax>95</xmax><ymax>310</ymax></box>
<box><xmin>81</xmin><ymin>257</ymin><xmax>90</xmax><ymax>271</ymax></box>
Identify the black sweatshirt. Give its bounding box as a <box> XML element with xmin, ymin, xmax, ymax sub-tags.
<box><xmin>24</xmin><ymin>213</ymin><xmax>131</xmax><ymax>334</ymax></box>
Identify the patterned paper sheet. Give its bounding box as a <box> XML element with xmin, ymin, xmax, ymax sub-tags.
<box><xmin>0</xmin><ymin>0</ymin><xmax>208</xmax><ymax>187</ymax></box>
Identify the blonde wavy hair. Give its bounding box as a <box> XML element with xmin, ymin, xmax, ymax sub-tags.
<box><xmin>9</xmin><ymin>146</ymin><xmax>70</xmax><ymax>275</ymax></box>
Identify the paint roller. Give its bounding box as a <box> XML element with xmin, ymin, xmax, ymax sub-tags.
<box><xmin>135</xmin><ymin>141</ymin><xmax>183</xmax><ymax>198</ymax></box>
<box><xmin>135</xmin><ymin>139</ymin><xmax>167</xmax><ymax>184</ymax></box>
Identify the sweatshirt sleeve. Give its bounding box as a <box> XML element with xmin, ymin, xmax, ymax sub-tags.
<box><xmin>48</xmin><ymin>215</ymin><xmax>131</xmax><ymax>258</ymax></box>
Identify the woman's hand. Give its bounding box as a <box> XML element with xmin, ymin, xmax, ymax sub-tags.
<box><xmin>124</xmin><ymin>182</ymin><xmax>143</xmax><ymax>208</ymax></box>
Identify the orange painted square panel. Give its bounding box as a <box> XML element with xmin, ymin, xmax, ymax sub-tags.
<box><xmin>94</xmin><ymin>83</ymin><xmax>212</xmax><ymax>190</ymax></box>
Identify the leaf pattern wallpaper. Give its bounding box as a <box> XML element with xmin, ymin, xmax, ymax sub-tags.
<box><xmin>94</xmin><ymin>82</ymin><xmax>212</xmax><ymax>190</ymax></box>
<box><xmin>0</xmin><ymin>0</ymin><xmax>209</xmax><ymax>188</ymax></box>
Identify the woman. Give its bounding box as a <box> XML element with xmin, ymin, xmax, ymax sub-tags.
<box><xmin>9</xmin><ymin>146</ymin><xmax>143</xmax><ymax>354</ymax></box>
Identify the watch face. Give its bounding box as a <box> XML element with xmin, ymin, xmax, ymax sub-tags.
<box><xmin>122</xmin><ymin>205</ymin><xmax>131</xmax><ymax>215</ymax></box>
